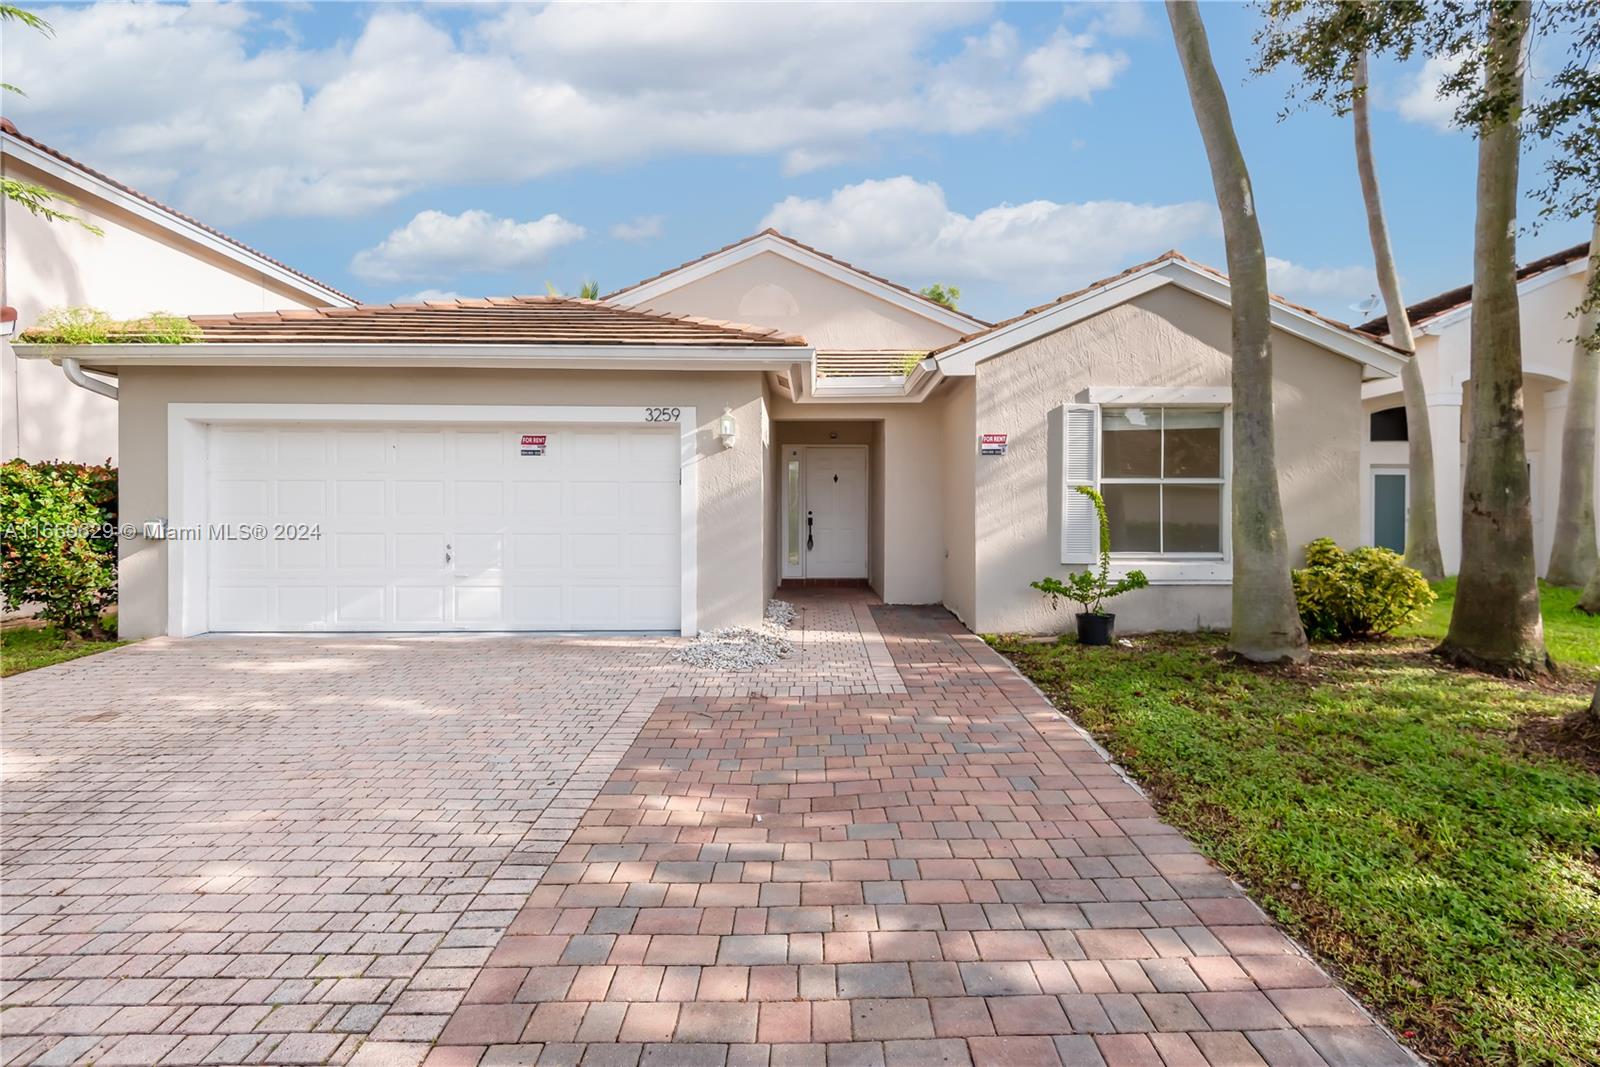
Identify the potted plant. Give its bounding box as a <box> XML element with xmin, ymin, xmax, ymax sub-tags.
<box><xmin>1031</xmin><ymin>486</ymin><xmax>1149</xmax><ymax>645</ymax></box>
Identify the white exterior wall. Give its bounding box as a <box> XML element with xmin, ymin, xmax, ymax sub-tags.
<box><xmin>1359</xmin><ymin>264</ymin><xmax>1597</xmax><ymax>576</ymax></box>
<box><xmin>0</xmin><ymin>152</ymin><xmax>340</xmax><ymax>462</ymax></box>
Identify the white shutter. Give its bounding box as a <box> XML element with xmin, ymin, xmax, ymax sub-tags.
<box><xmin>1060</xmin><ymin>404</ymin><xmax>1100</xmax><ymax>565</ymax></box>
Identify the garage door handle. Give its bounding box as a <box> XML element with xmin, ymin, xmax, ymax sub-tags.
<box><xmin>445</xmin><ymin>543</ymin><xmax>453</xmax><ymax>564</ymax></box>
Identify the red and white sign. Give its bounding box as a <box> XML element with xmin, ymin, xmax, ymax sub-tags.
<box><xmin>979</xmin><ymin>433</ymin><xmax>1008</xmax><ymax>456</ymax></box>
<box><xmin>520</xmin><ymin>434</ymin><xmax>547</xmax><ymax>457</ymax></box>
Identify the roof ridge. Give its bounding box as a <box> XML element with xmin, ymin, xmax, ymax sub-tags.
<box><xmin>0</xmin><ymin>118</ymin><xmax>358</xmax><ymax>305</ymax></box>
<box><xmin>603</xmin><ymin>228</ymin><xmax>991</xmax><ymax>326</ymax></box>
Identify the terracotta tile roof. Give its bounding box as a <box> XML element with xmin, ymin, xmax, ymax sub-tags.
<box><xmin>0</xmin><ymin>117</ymin><xmax>358</xmax><ymax>305</ymax></box>
<box><xmin>929</xmin><ymin>249</ymin><xmax>1410</xmax><ymax>358</ymax></box>
<box><xmin>1355</xmin><ymin>241</ymin><xmax>1592</xmax><ymax>336</ymax></box>
<box><xmin>182</xmin><ymin>296</ymin><xmax>807</xmax><ymax>346</ymax></box>
<box><xmin>606</xmin><ymin>228</ymin><xmax>991</xmax><ymax>326</ymax></box>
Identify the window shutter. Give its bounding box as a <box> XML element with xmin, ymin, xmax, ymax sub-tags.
<box><xmin>1060</xmin><ymin>404</ymin><xmax>1100</xmax><ymax>565</ymax></box>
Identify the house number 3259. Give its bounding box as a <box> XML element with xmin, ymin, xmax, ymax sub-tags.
<box><xmin>644</xmin><ymin>407</ymin><xmax>681</xmax><ymax>422</ymax></box>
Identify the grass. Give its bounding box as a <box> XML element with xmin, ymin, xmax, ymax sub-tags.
<box><xmin>989</xmin><ymin>630</ymin><xmax>1600</xmax><ymax>1067</ymax></box>
<box><xmin>1</xmin><ymin>616</ymin><xmax>124</xmax><ymax>676</ymax></box>
<box><xmin>1400</xmin><ymin>579</ymin><xmax>1600</xmax><ymax>676</ymax></box>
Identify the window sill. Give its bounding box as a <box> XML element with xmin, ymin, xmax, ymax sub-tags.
<box><xmin>1108</xmin><ymin>559</ymin><xmax>1230</xmax><ymax>584</ymax></box>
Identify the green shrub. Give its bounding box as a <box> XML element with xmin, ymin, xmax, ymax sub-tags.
<box><xmin>0</xmin><ymin>460</ymin><xmax>118</xmax><ymax>638</ymax></box>
<box><xmin>1032</xmin><ymin>486</ymin><xmax>1149</xmax><ymax>615</ymax></box>
<box><xmin>22</xmin><ymin>306</ymin><xmax>199</xmax><ymax>344</ymax></box>
<box><xmin>1292</xmin><ymin>536</ymin><xmax>1435</xmax><ymax>641</ymax></box>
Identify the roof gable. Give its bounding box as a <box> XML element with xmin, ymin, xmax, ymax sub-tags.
<box><xmin>1</xmin><ymin>118</ymin><xmax>355</xmax><ymax>307</ymax></box>
<box><xmin>932</xmin><ymin>252</ymin><xmax>1407</xmax><ymax>381</ymax></box>
<box><xmin>606</xmin><ymin>229</ymin><xmax>987</xmax><ymax>335</ymax></box>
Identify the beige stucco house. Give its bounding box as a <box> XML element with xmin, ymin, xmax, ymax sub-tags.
<box><xmin>1356</xmin><ymin>242</ymin><xmax>1596</xmax><ymax>576</ymax></box>
<box><xmin>1</xmin><ymin>118</ymin><xmax>354</xmax><ymax>462</ymax></box>
<box><xmin>15</xmin><ymin>230</ymin><xmax>1405</xmax><ymax>640</ymax></box>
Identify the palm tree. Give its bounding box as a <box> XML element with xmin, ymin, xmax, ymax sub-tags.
<box><xmin>1352</xmin><ymin>51</ymin><xmax>1446</xmax><ymax>580</ymax></box>
<box><xmin>1438</xmin><ymin>0</ymin><xmax>1549</xmax><ymax>676</ymax></box>
<box><xmin>1166</xmin><ymin>0</ymin><xmax>1308</xmax><ymax>664</ymax></box>
<box><xmin>1545</xmin><ymin>208</ymin><xmax>1599</xmax><ymax>587</ymax></box>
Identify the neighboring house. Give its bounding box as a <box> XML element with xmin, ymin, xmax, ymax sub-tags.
<box><xmin>0</xmin><ymin>118</ymin><xmax>355</xmax><ymax>462</ymax></box>
<box><xmin>15</xmin><ymin>233</ymin><xmax>1404</xmax><ymax>640</ymax></box>
<box><xmin>1356</xmin><ymin>243</ymin><xmax>1596</xmax><ymax>576</ymax></box>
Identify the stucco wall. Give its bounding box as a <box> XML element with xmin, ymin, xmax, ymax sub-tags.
<box><xmin>1</xmin><ymin>155</ymin><xmax>337</xmax><ymax>462</ymax></box>
<box><xmin>114</xmin><ymin>368</ymin><xmax>769</xmax><ymax>639</ymax></box>
<box><xmin>1359</xmin><ymin>266</ymin><xmax>1598</xmax><ymax>575</ymax></box>
<box><xmin>972</xmin><ymin>285</ymin><xmax>1365</xmax><ymax>634</ymax></box>
<box><xmin>940</xmin><ymin>379</ymin><xmax>977</xmax><ymax>624</ymax></box>
<box><xmin>768</xmin><ymin>397</ymin><xmax>945</xmax><ymax>604</ymax></box>
<box><xmin>626</xmin><ymin>251</ymin><xmax>966</xmax><ymax>353</ymax></box>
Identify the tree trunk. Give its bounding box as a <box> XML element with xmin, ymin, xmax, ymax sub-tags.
<box><xmin>1166</xmin><ymin>0</ymin><xmax>1309</xmax><ymax>664</ymax></box>
<box><xmin>1544</xmin><ymin>209</ymin><xmax>1600</xmax><ymax>587</ymax></box>
<box><xmin>1353</xmin><ymin>52</ymin><xmax>1446</xmax><ymax>581</ymax></box>
<box><xmin>1579</xmin><ymin>563</ymin><xmax>1600</xmax><ymax>613</ymax></box>
<box><xmin>1438</xmin><ymin>0</ymin><xmax>1549</xmax><ymax>676</ymax></box>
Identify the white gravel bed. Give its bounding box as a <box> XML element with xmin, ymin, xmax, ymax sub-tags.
<box><xmin>673</xmin><ymin>599</ymin><xmax>797</xmax><ymax>670</ymax></box>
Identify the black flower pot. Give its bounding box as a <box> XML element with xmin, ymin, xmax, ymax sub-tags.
<box><xmin>1076</xmin><ymin>612</ymin><xmax>1115</xmax><ymax>646</ymax></box>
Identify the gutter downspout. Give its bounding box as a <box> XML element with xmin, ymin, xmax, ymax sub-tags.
<box><xmin>61</xmin><ymin>356</ymin><xmax>119</xmax><ymax>400</ymax></box>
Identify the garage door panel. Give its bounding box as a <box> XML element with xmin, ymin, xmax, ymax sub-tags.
<box><xmin>214</xmin><ymin>479</ymin><xmax>270</xmax><ymax>516</ymax></box>
<box><xmin>206</xmin><ymin>423</ymin><xmax>680</xmax><ymax>632</ymax></box>
<box><xmin>396</xmin><ymin>430</ymin><xmax>446</xmax><ymax>468</ymax></box>
<box><xmin>335</xmin><ymin>430</ymin><xmax>389</xmax><ymax>468</ymax></box>
<box><xmin>277</xmin><ymin>430</ymin><xmax>328</xmax><ymax>467</ymax></box>
<box><xmin>395</xmin><ymin>480</ymin><xmax>446</xmax><ymax>515</ymax></box>
<box><xmin>214</xmin><ymin>538</ymin><xmax>271</xmax><ymax>570</ymax></box>
<box><xmin>511</xmin><ymin>586</ymin><xmax>563</xmax><ymax>626</ymax></box>
<box><xmin>395</xmin><ymin>586</ymin><xmax>447</xmax><ymax>625</ymax></box>
<box><xmin>335</xmin><ymin>586</ymin><xmax>386</xmax><ymax>623</ymax></box>
<box><xmin>455</xmin><ymin>481</ymin><xmax>504</xmax><ymax>516</ymax></box>
<box><xmin>212</xmin><ymin>428</ymin><xmax>270</xmax><ymax>467</ymax></box>
<box><xmin>275</xmin><ymin>537</ymin><xmax>326</xmax><ymax>570</ymax></box>
<box><xmin>335</xmin><ymin>533</ymin><xmax>388</xmax><ymax>569</ymax></box>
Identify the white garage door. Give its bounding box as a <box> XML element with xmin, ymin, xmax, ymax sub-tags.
<box><xmin>205</xmin><ymin>423</ymin><xmax>681</xmax><ymax>632</ymax></box>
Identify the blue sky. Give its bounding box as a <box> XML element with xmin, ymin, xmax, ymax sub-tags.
<box><xmin>4</xmin><ymin>1</ymin><xmax>1590</xmax><ymax>323</ymax></box>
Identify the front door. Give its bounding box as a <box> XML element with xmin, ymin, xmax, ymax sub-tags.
<box><xmin>802</xmin><ymin>446</ymin><xmax>868</xmax><ymax>579</ymax></box>
<box><xmin>1373</xmin><ymin>469</ymin><xmax>1407</xmax><ymax>553</ymax></box>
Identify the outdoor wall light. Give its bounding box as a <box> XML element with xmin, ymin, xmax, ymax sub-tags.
<box><xmin>716</xmin><ymin>408</ymin><xmax>738</xmax><ymax>449</ymax></box>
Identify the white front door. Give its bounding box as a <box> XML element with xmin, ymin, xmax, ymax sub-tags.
<box><xmin>205</xmin><ymin>422</ymin><xmax>681</xmax><ymax>631</ymax></box>
<box><xmin>802</xmin><ymin>446</ymin><xmax>868</xmax><ymax>579</ymax></box>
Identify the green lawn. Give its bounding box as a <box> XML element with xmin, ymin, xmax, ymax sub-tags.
<box><xmin>1</xmin><ymin>617</ymin><xmax>124</xmax><ymax>676</ymax></box>
<box><xmin>1400</xmin><ymin>579</ymin><xmax>1600</xmax><ymax>675</ymax></box>
<box><xmin>989</xmin><ymin>631</ymin><xmax>1600</xmax><ymax>1067</ymax></box>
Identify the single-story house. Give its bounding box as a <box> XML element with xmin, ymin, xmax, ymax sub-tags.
<box><xmin>16</xmin><ymin>231</ymin><xmax>1405</xmax><ymax>639</ymax></box>
<box><xmin>1355</xmin><ymin>241</ymin><xmax>1597</xmax><ymax>576</ymax></box>
<box><xmin>1</xmin><ymin>118</ymin><xmax>355</xmax><ymax>463</ymax></box>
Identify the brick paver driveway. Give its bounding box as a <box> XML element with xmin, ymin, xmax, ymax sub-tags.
<box><xmin>1</xmin><ymin>596</ymin><xmax>1413</xmax><ymax>1066</ymax></box>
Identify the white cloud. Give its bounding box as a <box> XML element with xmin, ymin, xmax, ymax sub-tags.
<box><xmin>6</xmin><ymin>2</ymin><xmax>1131</xmax><ymax>221</ymax></box>
<box><xmin>351</xmin><ymin>210</ymin><xmax>585</xmax><ymax>283</ymax></box>
<box><xmin>760</xmin><ymin>176</ymin><xmax>1215</xmax><ymax>293</ymax></box>
<box><xmin>399</xmin><ymin>289</ymin><xmax>463</xmax><ymax>304</ymax></box>
<box><xmin>1265</xmin><ymin>257</ymin><xmax>1375</xmax><ymax>307</ymax></box>
<box><xmin>610</xmin><ymin>215</ymin><xmax>664</xmax><ymax>242</ymax></box>
<box><xmin>1394</xmin><ymin>54</ymin><xmax>1467</xmax><ymax>131</ymax></box>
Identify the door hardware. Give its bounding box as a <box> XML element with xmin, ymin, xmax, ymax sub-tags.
<box><xmin>806</xmin><ymin>511</ymin><xmax>814</xmax><ymax>551</ymax></box>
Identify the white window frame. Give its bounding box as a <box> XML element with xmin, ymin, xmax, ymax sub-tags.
<box><xmin>1096</xmin><ymin>399</ymin><xmax>1232</xmax><ymax>584</ymax></box>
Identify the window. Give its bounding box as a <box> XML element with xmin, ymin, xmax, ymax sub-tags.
<box><xmin>1370</xmin><ymin>405</ymin><xmax>1408</xmax><ymax>441</ymax></box>
<box><xmin>1100</xmin><ymin>407</ymin><xmax>1224</xmax><ymax>555</ymax></box>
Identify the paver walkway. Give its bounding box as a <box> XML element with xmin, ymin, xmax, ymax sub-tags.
<box><xmin>0</xmin><ymin>594</ymin><xmax>898</xmax><ymax>1066</ymax></box>
<box><xmin>410</xmin><ymin>606</ymin><xmax>1413</xmax><ymax>1067</ymax></box>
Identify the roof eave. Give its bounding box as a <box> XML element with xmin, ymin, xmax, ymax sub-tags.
<box><xmin>12</xmin><ymin>341</ymin><xmax>813</xmax><ymax>372</ymax></box>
